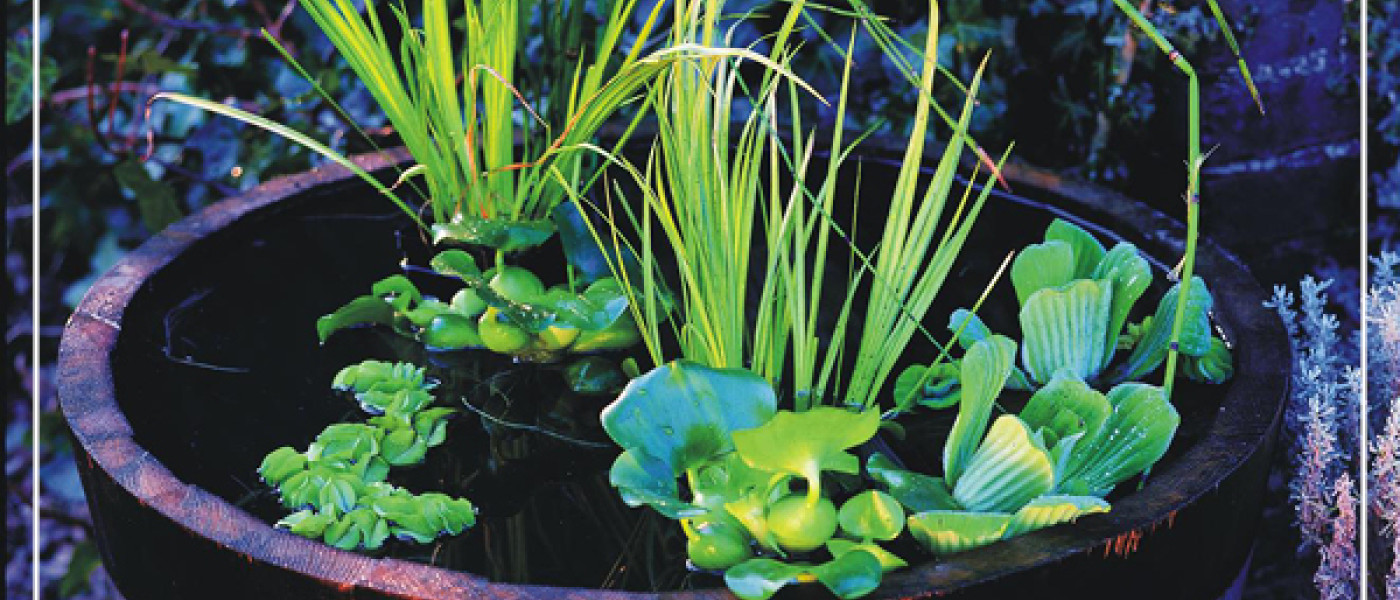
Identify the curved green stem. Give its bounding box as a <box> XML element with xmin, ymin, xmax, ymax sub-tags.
<box><xmin>1109</xmin><ymin>0</ymin><xmax>1203</xmax><ymax>403</ymax></box>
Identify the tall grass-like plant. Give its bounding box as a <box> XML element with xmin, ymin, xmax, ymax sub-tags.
<box><xmin>152</xmin><ymin>0</ymin><xmax>764</xmax><ymax>247</ymax></box>
<box><xmin>590</xmin><ymin>0</ymin><xmax>1004</xmax><ymax>411</ymax></box>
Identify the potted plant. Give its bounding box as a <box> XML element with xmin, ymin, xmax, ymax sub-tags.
<box><xmin>58</xmin><ymin>0</ymin><xmax>1288</xmax><ymax>598</ymax></box>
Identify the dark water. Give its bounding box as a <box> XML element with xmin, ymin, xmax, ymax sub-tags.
<box><xmin>109</xmin><ymin>157</ymin><xmax>1225</xmax><ymax>592</ymax></box>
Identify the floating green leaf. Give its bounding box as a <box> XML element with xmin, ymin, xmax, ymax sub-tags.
<box><xmin>259</xmin><ymin>446</ymin><xmax>307</xmax><ymax>486</ymax></box>
<box><xmin>421</xmin><ymin>314</ymin><xmax>484</xmax><ymax>350</ymax></box>
<box><xmin>1019</xmin><ymin>279</ymin><xmax>1112</xmax><ymax>384</ymax></box>
<box><xmin>316</xmin><ymin>297</ymin><xmax>395</xmax><ymax>344</ymax></box>
<box><xmin>838</xmin><ymin>490</ymin><xmax>905</xmax><ymax>541</ymax></box>
<box><xmin>944</xmin><ymin>335</ymin><xmax>1017</xmax><ymax>487</ymax></box>
<box><xmin>431</xmin><ymin>215</ymin><xmax>555</xmax><ymax>251</ymax></box>
<box><xmin>952</xmin><ymin>416</ymin><xmax>1055</xmax><ymax>513</ymax></box>
<box><xmin>608</xmin><ymin>448</ymin><xmax>700</xmax><ymax>519</ymax></box>
<box><xmin>826</xmin><ymin>539</ymin><xmax>908</xmax><ymax>572</ymax></box>
<box><xmin>1059</xmin><ymin>383</ymin><xmax>1179</xmax><ymax>496</ymax></box>
<box><xmin>1010</xmin><ymin>240</ymin><xmax>1076</xmax><ymax>305</ymax></box>
<box><xmin>1107</xmin><ymin>277</ymin><xmax>1214</xmax><ymax>384</ymax></box>
<box><xmin>907</xmin><ymin>510</ymin><xmax>1012</xmax><ymax>555</ymax></box>
<box><xmin>1018</xmin><ymin>370</ymin><xmax>1110</xmax><ymax>451</ymax></box>
<box><xmin>866</xmin><ymin>454</ymin><xmax>960</xmax><ymax>513</ymax></box>
<box><xmin>1006</xmin><ymin>494</ymin><xmax>1110</xmax><ymax>537</ymax></box>
<box><xmin>724</xmin><ymin>558</ymin><xmax>802</xmax><ymax>600</ymax></box>
<box><xmin>723</xmin><ymin>550</ymin><xmax>884</xmax><ymax>600</ymax></box>
<box><xmin>370</xmin><ymin>275</ymin><xmax>423</xmax><ymax>312</ymax></box>
<box><xmin>1183</xmin><ymin>337</ymin><xmax>1234</xmax><ymax>384</ymax></box>
<box><xmin>601</xmin><ymin>361</ymin><xmax>777</xmax><ymax>476</ymax></box>
<box><xmin>277</xmin><ymin>510</ymin><xmax>333</xmax><ymax>538</ymax></box>
<box><xmin>948</xmin><ymin>308</ymin><xmax>992</xmax><ymax>349</ymax></box>
<box><xmin>1092</xmin><ymin>243</ymin><xmax>1151</xmax><ymax>366</ymax></box>
<box><xmin>1044</xmin><ymin>219</ymin><xmax>1105</xmax><ymax>280</ymax></box>
<box><xmin>732</xmin><ymin>407</ymin><xmax>880</xmax><ymax>488</ymax></box>
<box><xmin>892</xmin><ymin>363</ymin><xmax>959</xmax><ymax>412</ymax></box>
<box><xmin>428</xmin><ymin>249</ymin><xmax>484</xmax><ymax>280</ymax></box>
<box><xmin>810</xmin><ymin>549</ymin><xmax>884</xmax><ymax>599</ymax></box>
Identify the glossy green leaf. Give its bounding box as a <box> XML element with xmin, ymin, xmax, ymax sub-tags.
<box><xmin>1010</xmin><ymin>240</ymin><xmax>1076</xmax><ymax>305</ymax></box>
<box><xmin>1092</xmin><ymin>243</ymin><xmax>1152</xmax><ymax>366</ymax></box>
<box><xmin>450</xmin><ymin>287</ymin><xmax>487</xmax><ymax>317</ymax></box>
<box><xmin>552</xmin><ymin>200</ymin><xmax>643</xmax><ymax>286</ymax></box>
<box><xmin>948</xmin><ymin>308</ymin><xmax>992</xmax><ymax>349</ymax></box>
<box><xmin>402</xmin><ymin>298</ymin><xmax>453</xmax><ymax>328</ymax></box>
<box><xmin>1019</xmin><ymin>279</ymin><xmax>1113</xmax><ymax>384</ymax></box>
<box><xmin>892</xmin><ymin>363</ymin><xmax>959</xmax><ymax>412</ymax></box>
<box><xmin>838</xmin><ymin>490</ymin><xmax>905</xmax><ymax>541</ymax></box>
<box><xmin>1044</xmin><ymin>219</ymin><xmax>1105</xmax><ymax>280</ymax></box>
<box><xmin>313</xmin><ymin>423</ymin><xmax>381</xmax><ymax>463</ymax></box>
<box><xmin>893</xmin><ymin>365</ymin><xmax>929</xmax><ymax>412</ymax></box>
<box><xmin>317</xmin><ymin>473</ymin><xmax>361</xmax><ymax>516</ymax></box>
<box><xmin>732</xmin><ymin>407</ymin><xmax>879</xmax><ymax>488</ymax></box>
<box><xmin>357</xmin><ymin>456</ymin><xmax>391</xmax><ymax>484</ymax></box>
<box><xmin>420</xmin><ymin>313</ymin><xmax>484</xmax><ymax>350</ymax></box>
<box><xmin>316</xmin><ymin>296</ymin><xmax>395</xmax><ymax>344</ymax></box>
<box><xmin>344</xmin><ymin>507</ymin><xmax>390</xmax><ymax>550</ymax></box>
<box><xmin>259</xmin><ymin>446</ymin><xmax>307</xmax><ymax>486</ymax></box>
<box><xmin>944</xmin><ymin>335</ymin><xmax>1017</xmax><ymax>487</ymax></box>
<box><xmin>431</xmin><ymin>216</ymin><xmax>555</xmax><ymax>251</ymax></box>
<box><xmin>413</xmin><ymin>408</ymin><xmax>455</xmax><ymax>446</ymax></box>
<box><xmin>332</xmin><ymin>360</ymin><xmax>426</xmax><ymax>394</ymax></box>
<box><xmin>866</xmin><ymin>454</ymin><xmax>960</xmax><ymax>512</ymax></box>
<box><xmin>723</xmin><ymin>489</ymin><xmax>784</xmax><ymax>554</ymax></box>
<box><xmin>1060</xmin><ymin>383</ymin><xmax>1179</xmax><ymax>496</ymax></box>
<box><xmin>723</xmin><ymin>550</ymin><xmax>884</xmax><ymax>600</ymax></box>
<box><xmin>1107</xmin><ymin>277</ymin><xmax>1214</xmax><ymax>384</ymax></box>
<box><xmin>1018</xmin><ymin>370</ymin><xmax>1110</xmax><ymax>452</ymax></box>
<box><xmin>826</xmin><ymin>539</ymin><xmax>908</xmax><ymax>572</ymax></box>
<box><xmin>724</xmin><ymin>558</ymin><xmax>802</xmax><ymax>600</ymax></box>
<box><xmin>608</xmin><ymin>448</ymin><xmax>700</xmax><ymax>519</ymax></box>
<box><xmin>907</xmin><ymin>510</ymin><xmax>1012</xmax><ymax>555</ymax></box>
<box><xmin>952</xmin><ymin>416</ymin><xmax>1055</xmax><ymax>513</ymax></box>
<box><xmin>277</xmin><ymin>509</ymin><xmax>333</xmax><ymax>538</ymax></box>
<box><xmin>1183</xmin><ymin>337</ymin><xmax>1234</xmax><ymax>384</ymax></box>
<box><xmin>570</xmin><ymin>310</ymin><xmax>642</xmax><ymax>351</ymax></box>
<box><xmin>810</xmin><ymin>549</ymin><xmax>884</xmax><ymax>599</ymax></box>
<box><xmin>1006</xmin><ymin>494</ymin><xmax>1111</xmax><ymax>537</ymax></box>
<box><xmin>370</xmin><ymin>275</ymin><xmax>423</xmax><ymax>312</ymax></box>
<box><xmin>381</xmin><ymin>426</ymin><xmax>428</xmax><ymax>466</ymax></box>
<box><xmin>428</xmin><ymin>250</ymin><xmax>484</xmax><ymax>281</ymax></box>
<box><xmin>691</xmin><ymin>452</ymin><xmax>777</xmax><ymax>512</ymax></box>
<box><xmin>601</xmin><ymin>361</ymin><xmax>777</xmax><ymax>475</ymax></box>
<box><xmin>539</xmin><ymin>279</ymin><xmax>631</xmax><ymax>331</ymax></box>
<box><xmin>324</xmin><ymin>514</ymin><xmax>363</xmax><ymax>550</ymax></box>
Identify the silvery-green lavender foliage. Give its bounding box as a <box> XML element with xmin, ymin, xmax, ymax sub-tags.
<box><xmin>1316</xmin><ymin>473</ymin><xmax>1359</xmax><ymax>600</ymax></box>
<box><xmin>1372</xmin><ymin>405</ymin><xmax>1400</xmax><ymax>600</ymax></box>
<box><xmin>1368</xmin><ymin>251</ymin><xmax>1400</xmax><ymax>600</ymax></box>
<box><xmin>1264</xmin><ymin>275</ymin><xmax>1361</xmax><ymax>599</ymax></box>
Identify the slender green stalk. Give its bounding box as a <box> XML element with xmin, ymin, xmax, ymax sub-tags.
<box><xmin>1204</xmin><ymin>0</ymin><xmax>1265</xmax><ymax>115</ymax></box>
<box><xmin>1108</xmin><ymin>0</ymin><xmax>1260</xmax><ymax>400</ymax></box>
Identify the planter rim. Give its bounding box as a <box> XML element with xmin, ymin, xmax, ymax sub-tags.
<box><xmin>58</xmin><ymin>147</ymin><xmax>1289</xmax><ymax>599</ymax></box>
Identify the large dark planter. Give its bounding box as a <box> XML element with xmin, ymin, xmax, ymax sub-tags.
<box><xmin>58</xmin><ymin>148</ymin><xmax>1289</xmax><ymax>600</ymax></box>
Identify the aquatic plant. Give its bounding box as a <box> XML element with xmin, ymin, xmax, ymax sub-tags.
<box><xmin>258</xmin><ymin>360</ymin><xmax>474</xmax><ymax>551</ymax></box>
